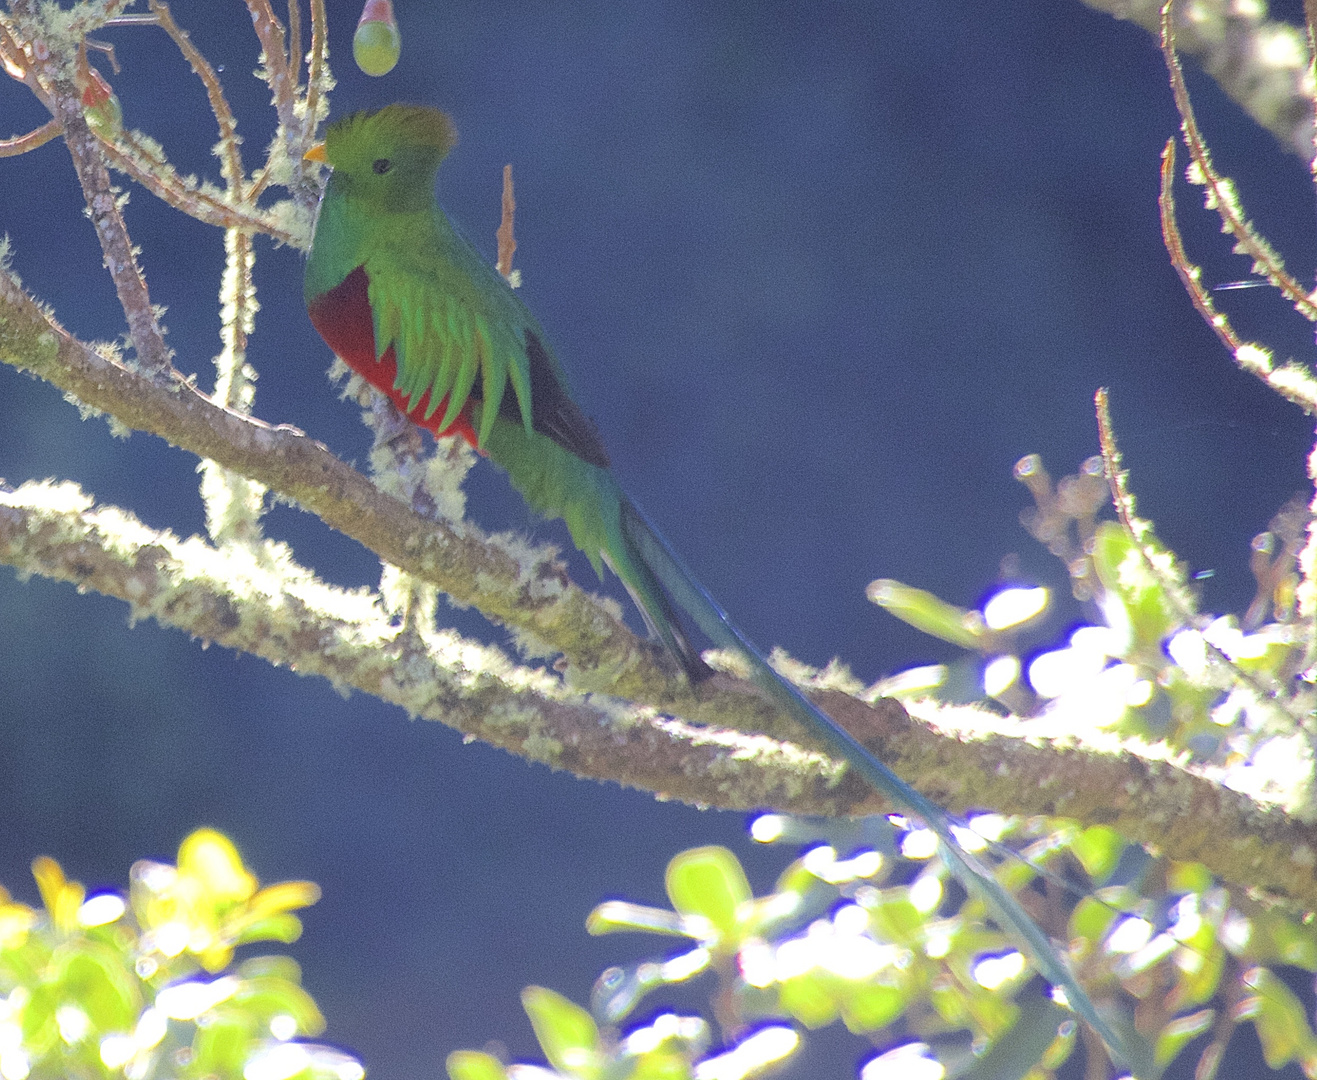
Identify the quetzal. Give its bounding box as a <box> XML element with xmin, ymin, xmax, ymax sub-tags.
<box><xmin>302</xmin><ymin>104</ymin><xmax>1140</xmax><ymax>1073</ymax></box>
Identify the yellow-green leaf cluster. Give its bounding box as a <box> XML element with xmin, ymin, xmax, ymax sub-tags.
<box><xmin>0</xmin><ymin>829</ymin><xmax>352</xmax><ymax>1080</ymax></box>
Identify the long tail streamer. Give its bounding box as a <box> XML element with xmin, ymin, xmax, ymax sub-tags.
<box><xmin>619</xmin><ymin>498</ymin><xmax>1149</xmax><ymax>1077</ymax></box>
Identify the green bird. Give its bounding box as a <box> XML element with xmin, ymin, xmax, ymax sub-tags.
<box><xmin>303</xmin><ymin>104</ymin><xmax>1144</xmax><ymax>1075</ymax></box>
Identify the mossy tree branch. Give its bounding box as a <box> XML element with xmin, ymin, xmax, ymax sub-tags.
<box><xmin>2</xmin><ymin>0</ymin><xmax>1315</xmax><ymax>945</ymax></box>
<box><xmin>2</xmin><ymin>473</ymin><xmax>1316</xmax><ymax>912</ymax></box>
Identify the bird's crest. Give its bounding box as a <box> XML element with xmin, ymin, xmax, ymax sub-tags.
<box><xmin>324</xmin><ymin>104</ymin><xmax>457</xmax><ymax>166</ymax></box>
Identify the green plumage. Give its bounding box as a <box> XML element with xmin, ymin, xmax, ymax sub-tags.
<box><xmin>303</xmin><ymin>107</ymin><xmax>534</xmax><ymax>443</ymax></box>
<box><xmin>302</xmin><ymin>106</ymin><xmax>1150</xmax><ymax>1073</ymax></box>
<box><xmin>304</xmin><ymin>104</ymin><xmax>703</xmax><ymax>677</ymax></box>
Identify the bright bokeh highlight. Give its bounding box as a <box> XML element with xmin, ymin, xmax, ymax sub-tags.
<box><xmin>982</xmin><ymin>586</ymin><xmax>1048</xmax><ymax>630</ymax></box>
<box><xmin>694</xmin><ymin>1027</ymin><xmax>798</xmax><ymax>1080</ymax></box>
<box><xmin>861</xmin><ymin>1042</ymin><xmax>946</xmax><ymax>1080</ymax></box>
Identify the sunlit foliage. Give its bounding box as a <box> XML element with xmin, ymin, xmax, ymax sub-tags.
<box><xmin>0</xmin><ymin>830</ymin><xmax>351</xmax><ymax>1080</ymax></box>
<box><xmin>0</xmin><ymin>0</ymin><xmax>1316</xmax><ymax>1078</ymax></box>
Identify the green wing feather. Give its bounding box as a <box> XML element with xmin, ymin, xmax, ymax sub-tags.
<box><xmin>362</xmin><ymin>208</ymin><xmax>538</xmax><ymax>443</ymax></box>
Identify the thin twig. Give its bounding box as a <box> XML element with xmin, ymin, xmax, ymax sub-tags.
<box><xmin>0</xmin><ymin>36</ymin><xmax>23</xmax><ymax>80</ymax></box>
<box><xmin>1158</xmin><ymin>139</ymin><xmax>1317</xmax><ymax>414</ymax></box>
<box><xmin>287</xmin><ymin>0</ymin><xmax>301</xmax><ymax>90</ymax></box>
<box><xmin>1309</xmin><ymin>2</ymin><xmax>1317</xmax><ymax>183</ymax></box>
<box><xmin>0</xmin><ymin>118</ymin><xmax>59</xmax><ymax>156</ymax></box>
<box><xmin>200</xmin><ymin>225</ymin><xmax>265</xmax><ymax>544</ymax></box>
<box><xmin>497</xmin><ymin>164</ymin><xmax>516</xmax><ymax>280</ymax></box>
<box><xmin>102</xmin><ymin>132</ymin><xmax>301</xmax><ymax>245</ymax></box>
<box><xmin>102</xmin><ymin>13</ymin><xmax>160</xmax><ymax>27</ymax></box>
<box><xmin>1096</xmin><ymin>389</ymin><xmax>1306</xmax><ymax>730</ymax></box>
<box><xmin>83</xmin><ymin>38</ymin><xmax>119</xmax><ymax>75</ymax></box>
<box><xmin>60</xmin><ymin>106</ymin><xmax>174</xmax><ymax>374</ymax></box>
<box><xmin>0</xmin><ymin>15</ymin><xmax>51</xmax><ymax>107</ymax></box>
<box><xmin>1161</xmin><ymin>0</ymin><xmax>1317</xmax><ymax>325</ymax></box>
<box><xmin>300</xmin><ymin>0</ymin><xmax>328</xmax><ymax>148</ymax></box>
<box><xmin>1157</xmin><ymin>139</ymin><xmax>1241</xmax><ymax>354</ymax></box>
<box><xmin>246</xmin><ymin>164</ymin><xmax>274</xmax><ymax>204</ymax></box>
<box><xmin>1095</xmin><ymin>386</ymin><xmax>1202</xmax><ymax>616</ymax></box>
<box><xmin>147</xmin><ymin>0</ymin><xmax>245</xmax><ymax>194</ymax></box>
<box><xmin>245</xmin><ymin>0</ymin><xmax>296</xmax><ymax>137</ymax></box>
<box><xmin>218</xmin><ymin>231</ymin><xmax>256</xmax><ymax>402</ymax></box>
<box><xmin>8</xmin><ymin>0</ymin><xmax>172</xmax><ymax>375</ymax></box>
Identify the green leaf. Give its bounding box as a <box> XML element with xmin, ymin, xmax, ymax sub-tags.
<box><xmin>233</xmin><ymin>975</ymin><xmax>326</xmax><ymax>1036</ymax></box>
<box><xmin>1250</xmin><ymin>912</ymin><xmax>1317</xmax><ymax>971</ymax></box>
<box><xmin>19</xmin><ymin>982</ymin><xmax>60</xmax><ymax>1057</ymax></box>
<box><xmin>234</xmin><ymin>913</ymin><xmax>305</xmax><ymax>946</ymax></box>
<box><xmin>869</xmin><ymin>893</ymin><xmax>925</xmax><ymax>947</ymax></box>
<box><xmin>838</xmin><ymin>982</ymin><xmax>905</xmax><ymax>1033</ymax></box>
<box><xmin>665</xmin><ymin>847</ymin><xmax>751</xmax><ymax>943</ymax></box>
<box><xmin>1173</xmin><ymin>942</ymin><xmax>1224</xmax><ymax>1010</ymax></box>
<box><xmin>960</xmin><ymin>988</ymin><xmax>1019</xmax><ymax>1041</ymax></box>
<box><xmin>1069</xmin><ymin>895</ymin><xmax>1119</xmax><ymax>949</ymax></box>
<box><xmin>929</xmin><ymin>978</ymin><xmax>971</xmax><ymax>1028</ymax></box>
<box><xmin>1243</xmin><ymin>967</ymin><xmax>1317</xmax><ymax>1070</ymax></box>
<box><xmin>629</xmin><ymin>1048</ymin><xmax>696</xmax><ymax>1080</ymax></box>
<box><xmin>959</xmin><ymin>991</ymin><xmax>1070</xmax><ymax>1080</ymax></box>
<box><xmin>177</xmin><ymin>829</ymin><xmax>256</xmax><ymax>906</ymax></box>
<box><xmin>776</xmin><ymin>973</ymin><xmax>839</xmax><ymax>1029</ymax></box>
<box><xmin>1070</xmin><ymin>826</ymin><xmax>1125</xmax><ymax>884</ymax></box>
<box><xmin>191</xmin><ymin>1012</ymin><xmax>257</xmax><ymax>1080</ymax></box>
<box><xmin>866</xmin><ymin>580</ymin><xmax>985</xmax><ymax>650</ymax></box>
<box><xmin>585</xmin><ymin>901</ymin><xmax>689</xmax><ymax>937</ymax></box>
<box><xmin>445</xmin><ymin>1050</ymin><xmax>508</xmax><ymax>1080</ymax></box>
<box><xmin>237</xmin><ymin>955</ymin><xmax>303</xmax><ymax>982</ymax></box>
<box><xmin>1154</xmin><ymin>1010</ymin><xmax>1214</xmax><ymax>1069</ymax></box>
<box><xmin>1090</xmin><ymin>522</ymin><xmax>1178</xmax><ymax>652</ymax></box>
<box><xmin>1159</xmin><ymin>674</ymin><xmax>1226</xmax><ymax>754</ymax></box>
<box><xmin>53</xmin><ymin>941</ymin><xmax>140</xmax><ymax>1034</ymax></box>
<box><xmin>521</xmin><ymin>986</ymin><xmax>601</xmax><ymax>1079</ymax></box>
<box><xmin>1166</xmin><ymin>862</ymin><xmax>1211</xmax><ymax>895</ymax></box>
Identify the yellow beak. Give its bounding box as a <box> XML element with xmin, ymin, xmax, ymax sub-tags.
<box><xmin>303</xmin><ymin>142</ymin><xmax>328</xmax><ymax>164</ymax></box>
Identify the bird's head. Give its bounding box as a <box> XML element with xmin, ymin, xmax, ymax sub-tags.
<box><xmin>306</xmin><ymin>104</ymin><xmax>457</xmax><ymax>212</ymax></box>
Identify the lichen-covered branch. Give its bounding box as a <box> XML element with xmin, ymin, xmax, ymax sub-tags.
<box><xmin>299</xmin><ymin>0</ymin><xmax>329</xmax><ymax>154</ymax></box>
<box><xmin>199</xmin><ymin>227</ymin><xmax>266</xmax><ymax>545</ymax></box>
<box><xmin>0</xmin><ymin>478</ymin><xmax>849</xmax><ymax>811</ymax></box>
<box><xmin>1160</xmin><ymin>2</ymin><xmax>1317</xmax><ymax>327</ymax></box>
<box><xmin>0</xmin><ymin>118</ymin><xmax>58</xmax><ymax>156</ymax></box>
<box><xmin>894</xmin><ymin>698</ymin><xmax>1317</xmax><ymax>912</ymax></box>
<box><xmin>1081</xmin><ymin>0</ymin><xmax>1315</xmax><ymax>158</ymax></box>
<box><xmin>1158</xmin><ymin>138</ymin><xmax>1317</xmax><ymax>413</ymax></box>
<box><xmin>4</xmin><ymin>476</ymin><xmax>1317</xmax><ymax>913</ymax></box>
<box><xmin>246</xmin><ymin>0</ymin><xmax>297</xmax><ymax>138</ymax></box>
<box><xmin>101</xmin><ymin>131</ymin><xmax>303</xmax><ymax>246</ymax></box>
<box><xmin>0</xmin><ymin>262</ymin><xmax>802</xmax><ymax>745</ymax></box>
<box><xmin>8</xmin><ymin>0</ymin><xmax>173</xmax><ymax>375</ymax></box>
<box><xmin>147</xmin><ymin>0</ymin><xmax>244</xmax><ymax>193</ymax></box>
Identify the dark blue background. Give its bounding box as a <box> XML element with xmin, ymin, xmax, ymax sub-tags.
<box><xmin>0</xmin><ymin>1</ymin><xmax>1311</xmax><ymax>1076</ymax></box>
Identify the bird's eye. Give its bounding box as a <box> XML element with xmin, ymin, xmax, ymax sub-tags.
<box><xmin>372</xmin><ymin>158</ymin><xmax>393</xmax><ymax>175</ymax></box>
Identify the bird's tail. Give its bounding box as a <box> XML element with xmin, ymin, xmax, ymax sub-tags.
<box><xmin>616</xmin><ymin>495</ymin><xmax>1147</xmax><ymax>1077</ymax></box>
<box><xmin>604</xmin><ymin>533</ymin><xmax>712</xmax><ymax>685</ymax></box>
